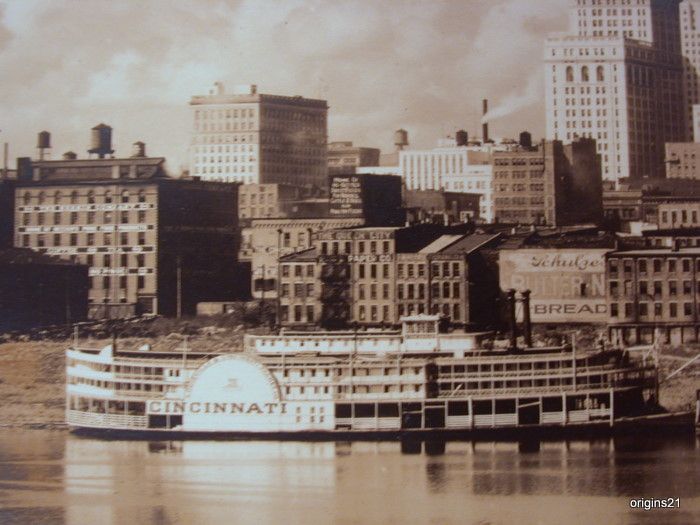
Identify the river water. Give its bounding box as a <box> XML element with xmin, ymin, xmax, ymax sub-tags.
<box><xmin>0</xmin><ymin>430</ymin><xmax>698</xmax><ymax>525</ymax></box>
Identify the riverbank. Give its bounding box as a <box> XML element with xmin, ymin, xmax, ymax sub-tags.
<box><xmin>0</xmin><ymin>332</ymin><xmax>697</xmax><ymax>430</ymax></box>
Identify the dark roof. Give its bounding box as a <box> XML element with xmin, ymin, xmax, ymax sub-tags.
<box><xmin>279</xmin><ymin>247</ymin><xmax>318</xmax><ymax>262</ymax></box>
<box><xmin>439</xmin><ymin>233</ymin><xmax>502</xmax><ymax>254</ymax></box>
<box><xmin>0</xmin><ymin>248</ymin><xmax>85</xmax><ymax>266</ymax></box>
<box><xmin>643</xmin><ymin>227</ymin><xmax>700</xmax><ymax>237</ymax></box>
<box><xmin>27</xmin><ymin>157</ymin><xmax>167</xmax><ymax>182</ymax></box>
<box><xmin>500</xmin><ymin>228</ymin><xmax>614</xmax><ymax>249</ymax></box>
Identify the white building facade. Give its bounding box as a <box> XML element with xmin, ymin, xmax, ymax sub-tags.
<box><xmin>398</xmin><ymin>145</ymin><xmax>507</xmax><ymax>222</ymax></box>
<box><xmin>545</xmin><ymin>0</ymin><xmax>685</xmax><ymax>183</ymax></box>
<box><xmin>189</xmin><ymin>83</ymin><xmax>328</xmax><ymax>189</ymax></box>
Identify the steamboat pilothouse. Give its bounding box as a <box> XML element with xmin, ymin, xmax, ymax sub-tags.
<box><xmin>66</xmin><ymin>314</ymin><xmax>680</xmax><ymax>437</ymax></box>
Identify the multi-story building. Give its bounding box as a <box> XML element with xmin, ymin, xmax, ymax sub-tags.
<box><xmin>399</xmin><ymin>144</ymin><xmax>501</xmax><ymax>222</ymax></box>
<box><xmin>404</xmin><ymin>190</ymin><xmax>481</xmax><ymax>224</ymax></box>
<box><xmin>14</xmin><ymin>152</ymin><xmax>239</xmax><ymax>318</ymax></box>
<box><xmin>681</xmin><ymin>1</ymin><xmax>700</xmax><ymax>139</ymax></box>
<box><xmin>329</xmin><ymin>173</ymin><xmax>404</xmax><ymax>226</ymax></box>
<box><xmin>492</xmin><ymin>138</ymin><xmax>603</xmax><ymax>226</ymax></box>
<box><xmin>0</xmin><ymin>247</ymin><xmax>89</xmax><ymax>331</ymax></box>
<box><xmin>278</xmin><ymin>225</ymin><xmax>501</xmax><ymax>329</ymax></box>
<box><xmin>240</xmin><ymin>216</ymin><xmax>364</xmax><ymax>300</ymax></box>
<box><xmin>606</xmin><ymin>244</ymin><xmax>700</xmax><ymax>344</ymax></box>
<box><xmin>545</xmin><ymin>0</ymin><xmax>686</xmax><ymax>182</ymax></box>
<box><xmin>0</xmin><ymin>179</ymin><xmax>14</xmax><ymax>249</ymax></box>
<box><xmin>189</xmin><ymin>83</ymin><xmax>328</xmax><ymax>190</ymax></box>
<box><xmin>665</xmin><ymin>142</ymin><xmax>700</xmax><ymax>178</ymax></box>
<box><xmin>327</xmin><ymin>142</ymin><xmax>380</xmax><ymax>176</ymax></box>
<box><xmin>238</xmin><ymin>183</ymin><xmax>302</xmax><ymax>220</ymax></box>
<box><xmin>657</xmin><ymin>201</ymin><xmax>700</xmax><ymax>227</ymax></box>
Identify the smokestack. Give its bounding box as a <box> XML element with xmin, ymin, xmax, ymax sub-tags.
<box><xmin>521</xmin><ymin>290</ymin><xmax>532</xmax><ymax>348</ymax></box>
<box><xmin>507</xmin><ymin>289</ymin><xmax>518</xmax><ymax>350</ymax></box>
<box><xmin>482</xmin><ymin>99</ymin><xmax>489</xmax><ymax>143</ymax></box>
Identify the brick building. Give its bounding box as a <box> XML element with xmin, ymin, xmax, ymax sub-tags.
<box><xmin>492</xmin><ymin>138</ymin><xmax>603</xmax><ymax>226</ymax></box>
<box><xmin>606</xmin><ymin>245</ymin><xmax>700</xmax><ymax>344</ymax></box>
<box><xmin>15</xmin><ymin>154</ymin><xmax>240</xmax><ymax>318</ymax></box>
<box><xmin>278</xmin><ymin>225</ymin><xmax>501</xmax><ymax>329</ymax></box>
<box><xmin>238</xmin><ymin>183</ymin><xmax>302</xmax><ymax>219</ymax></box>
<box><xmin>327</xmin><ymin>141</ymin><xmax>380</xmax><ymax>176</ymax></box>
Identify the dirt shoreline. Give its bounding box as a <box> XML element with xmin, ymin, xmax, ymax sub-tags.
<box><xmin>0</xmin><ymin>337</ymin><xmax>697</xmax><ymax>431</ymax></box>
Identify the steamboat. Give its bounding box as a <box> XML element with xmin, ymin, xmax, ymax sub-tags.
<box><xmin>66</xmin><ymin>315</ymin><xmax>691</xmax><ymax>438</ymax></box>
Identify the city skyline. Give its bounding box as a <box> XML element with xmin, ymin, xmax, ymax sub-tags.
<box><xmin>0</xmin><ymin>0</ymin><xmax>569</xmax><ymax>171</ymax></box>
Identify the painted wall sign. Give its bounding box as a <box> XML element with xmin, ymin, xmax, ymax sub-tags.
<box><xmin>499</xmin><ymin>249</ymin><xmax>609</xmax><ymax>323</ymax></box>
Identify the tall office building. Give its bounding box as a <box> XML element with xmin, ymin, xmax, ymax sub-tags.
<box><xmin>681</xmin><ymin>1</ymin><xmax>700</xmax><ymax>139</ymax></box>
<box><xmin>545</xmin><ymin>0</ymin><xmax>685</xmax><ymax>183</ymax></box>
<box><xmin>189</xmin><ymin>83</ymin><xmax>328</xmax><ymax>190</ymax></box>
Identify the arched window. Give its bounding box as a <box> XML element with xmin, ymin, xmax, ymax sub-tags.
<box><xmin>37</xmin><ymin>191</ymin><xmax>45</xmax><ymax>204</ymax></box>
<box><xmin>104</xmin><ymin>191</ymin><xmax>112</xmax><ymax>204</ymax></box>
<box><xmin>121</xmin><ymin>190</ymin><xmax>130</xmax><ymax>203</ymax></box>
<box><xmin>597</xmin><ymin>65</ymin><xmax>604</xmax><ymax>82</ymax></box>
<box><xmin>581</xmin><ymin>66</ymin><xmax>589</xmax><ymax>82</ymax></box>
<box><xmin>23</xmin><ymin>192</ymin><xmax>31</xmax><ymax>205</ymax></box>
<box><xmin>87</xmin><ymin>191</ymin><xmax>95</xmax><ymax>204</ymax></box>
<box><xmin>138</xmin><ymin>190</ymin><xmax>146</xmax><ymax>203</ymax></box>
<box><xmin>54</xmin><ymin>191</ymin><xmax>62</xmax><ymax>204</ymax></box>
<box><xmin>566</xmin><ymin>66</ymin><xmax>574</xmax><ymax>82</ymax></box>
<box><xmin>70</xmin><ymin>191</ymin><xmax>78</xmax><ymax>204</ymax></box>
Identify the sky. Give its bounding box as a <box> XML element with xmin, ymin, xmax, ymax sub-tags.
<box><xmin>0</xmin><ymin>0</ymin><xmax>570</xmax><ymax>173</ymax></box>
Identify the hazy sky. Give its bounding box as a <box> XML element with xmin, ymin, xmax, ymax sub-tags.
<box><xmin>0</xmin><ymin>0</ymin><xmax>570</xmax><ymax>172</ymax></box>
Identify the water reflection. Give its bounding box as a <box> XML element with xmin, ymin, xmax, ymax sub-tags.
<box><xmin>0</xmin><ymin>431</ymin><xmax>698</xmax><ymax>524</ymax></box>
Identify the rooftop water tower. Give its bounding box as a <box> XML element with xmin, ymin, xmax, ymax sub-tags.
<box><xmin>88</xmin><ymin>124</ymin><xmax>114</xmax><ymax>159</ymax></box>
<box><xmin>36</xmin><ymin>131</ymin><xmax>51</xmax><ymax>160</ymax></box>
<box><xmin>393</xmin><ymin>129</ymin><xmax>408</xmax><ymax>151</ymax></box>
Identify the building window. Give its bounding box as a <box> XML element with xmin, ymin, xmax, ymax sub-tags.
<box><xmin>138</xmin><ymin>191</ymin><xmax>146</xmax><ymax>203</ymax></box>
<box><xmin>281</xmin><ymin>265</ymin><xmax>290</xmax><ymax>277</ymax></box>
<box><xmin>87</xmin><ymin>191</ymin><xmax>95</xmax><ymax>204</ymax></box>
<box><xmin>670</xmin><ymin>303</ymin><xmax>678</xmax><ymax>318</ymax></box>
<box><xmin>138</xmin><ymin>233</ymin><xmax>145</xmax><ymax>245</ymax></box>
<box><xmin>566</xmin><ymin>66</ymin><xmax>574</xmax><ymax>82</ymax></box>
<box><xmin>306</xmin><ymin>306</ymin><xmax>314</xmax><ymax>322</ymax></box>
<box><xmin>70</xmin><ymin>234</ymin><xmax>77</xmax><ymax>246</ymax></box>
<box><xmin>137</xmin><ymin>276</ymin><xmax>145</xmax><ymax>289</ymax></box>
<box><xmin>639</xmin><ymin>303</ymin><xmax>648</xmax><ymax>317</ymax></box>
<box><xmin>70</xmin><ymin>212</ymin><xmax>78</xmax><ymax>225</ymax></box>
<box><xmin>102</xmin><ymin>277</ymin><xmax>110</xmax><ymax>290</ymax></box>
<box><xmin>104</xmin><ymin>191</ymin><xmax>112</xmax><ymax>204</ymax></box>
<box><xmin>87</xmin><ymin>233</ymin><xmax>95</xmax><ymax>246</ymax></box>
<box><xmin>121</xmin><ymin>190</ymin><xmax>129</xmax><ymax>203</ymax></box>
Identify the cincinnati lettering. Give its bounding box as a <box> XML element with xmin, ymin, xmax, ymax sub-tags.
<box><xmin>147</xmin><ymin>401</ymin><xmax>287</xmax><ymax>416</ymax></box>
